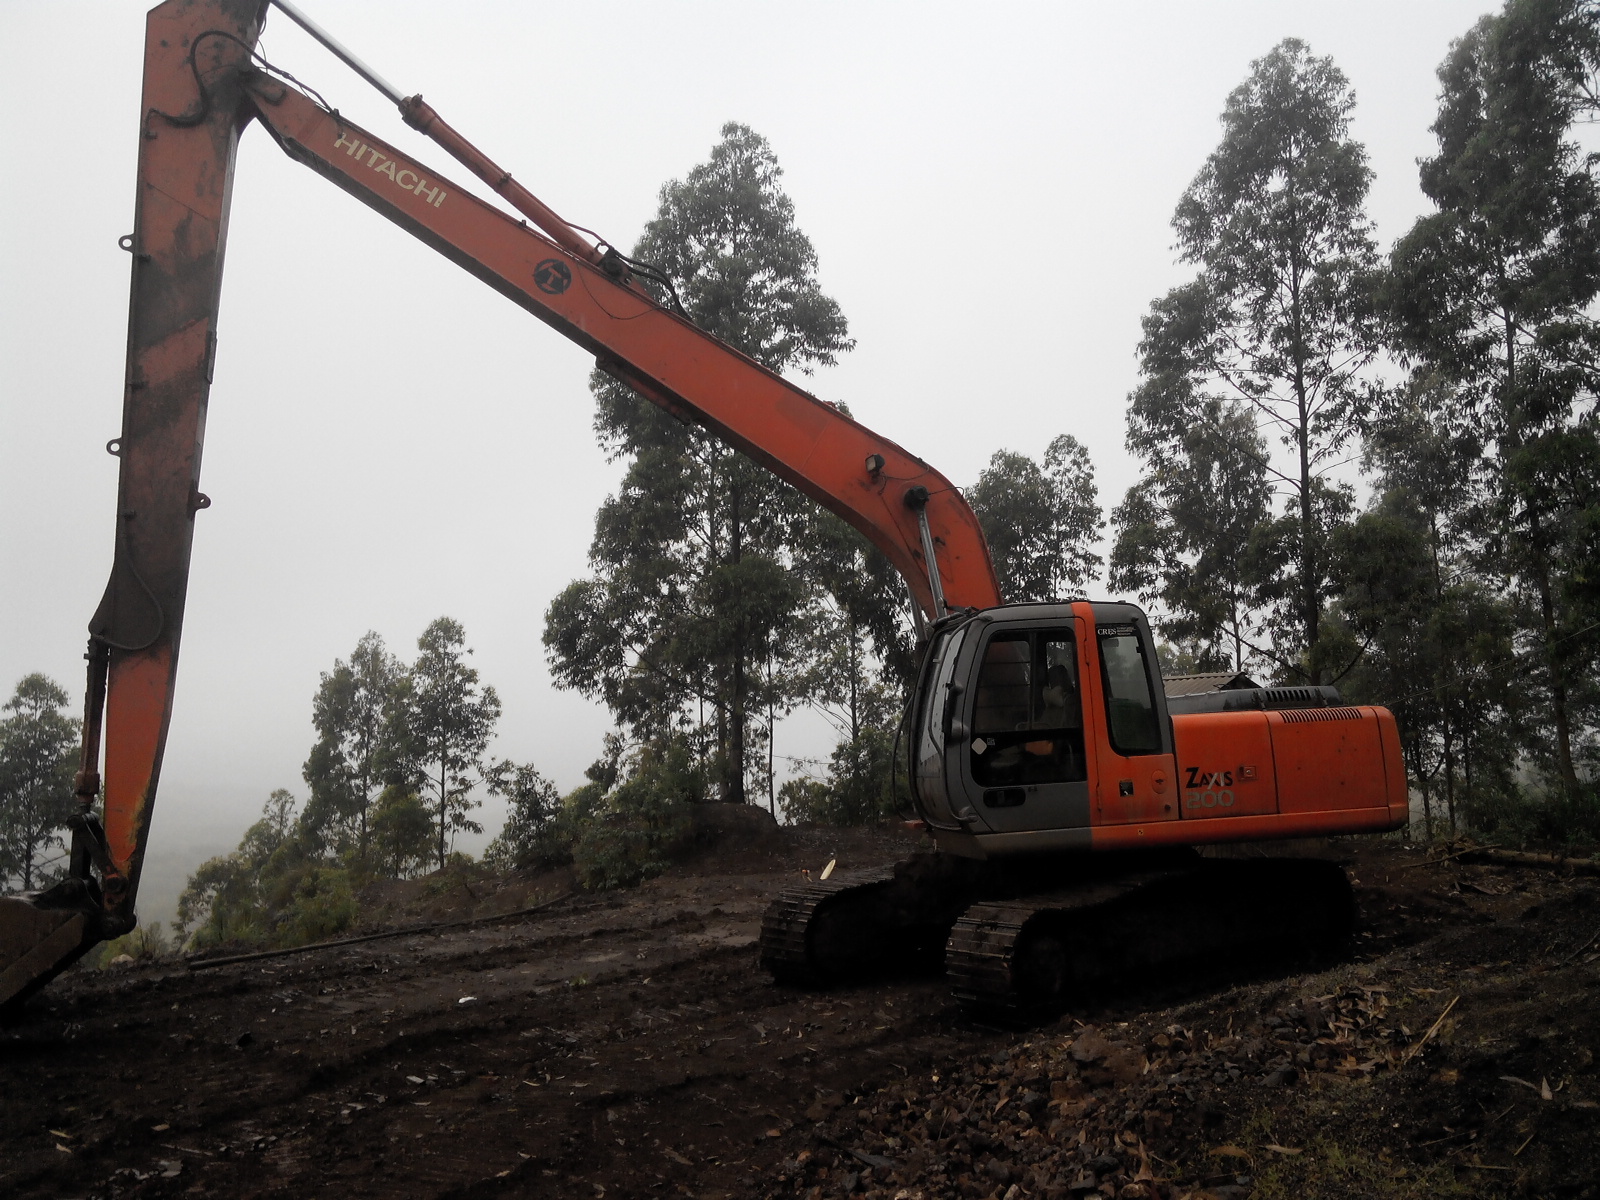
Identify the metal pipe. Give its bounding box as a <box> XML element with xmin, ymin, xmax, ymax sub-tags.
<box><xmin>268</xmin><ymin>0</ymin><xmax>406</xmax><ymax>106</ymax></box>
<box><xmin>266</xmin><ymin>2</ymin><xmax>610</xmax><ymax>271</ymax></box>
<box><xmin>904</xmin><ymin>486</ymin><xmax>948</xmax><ymax>621</ymax></box>
<box><xmin>397</xmin><ymin>96</ymin><xmax>603</xmax><ymax>266</ymax></box>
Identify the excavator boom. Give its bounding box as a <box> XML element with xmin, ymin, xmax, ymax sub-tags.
<box><xmin>0</xmin><ymin>0</ymin><xmax>999</xmax><ymax>1009</ymax></box>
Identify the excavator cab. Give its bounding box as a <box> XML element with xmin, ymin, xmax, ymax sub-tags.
<box><xmin>911</xmin><ymin>601</ymin><xmax>1179</xmax><ymax>857</ymax></box>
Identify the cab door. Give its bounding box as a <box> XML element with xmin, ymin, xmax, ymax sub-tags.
<box><xmin>1085</xmin><ymin>607</ymin><xmax>1179</xmax><ymax>828</ymax></box>
<box><xmin>958</xmin><ymin>618</ymin><xmax>1092</xmax><ymax>833</ymax></box>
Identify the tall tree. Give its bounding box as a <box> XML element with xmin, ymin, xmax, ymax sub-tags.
<box><xmin>967</xmin><ymin>434</ymin><xmax>1104</xmax><ymax>603</ymax></box>
<box><xmin>1111</xmin><ymin>398</ymin><xmax>1273</xmax><ymax>673</ymax></box>
<box><xmin>1387</xmin><ymin>0</ymin><xmax>1600</xmax><ymax>799</ymax></box>
<box><xmin>1135</xmin><ymin>39</ymin><xmax>1382</xmax><ymax>681</ymax></box>
<box><xmin>0</xmin><ymin>674</ymin><xmax>79</xmax><ymax>891</ymax></box>
<box><xmin>300</xmin><ymin>631</ymin><xmax>405</xmax><ymax>859</ymax></box>
<box><xmin>399</xmin><ymin>617</ymin><xmax>501</xmax><ymax>869</ymax></box>
<box><xmin>544</xmin><ymin>122</ymin><xmax>854</xmax><ymax>802</ymax></box>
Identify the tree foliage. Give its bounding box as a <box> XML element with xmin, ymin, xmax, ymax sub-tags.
<box><xmin>300</xmin><ymin>631</ymin><xmax>405</xmax><ymax>859</ymax></box>
<box><xmin>1112</xmin><ymin>398</ymin><xmax>1273</xmax><ymax>672</ymax></box>
<box><xmin>543</xmin><ymin>122</ymin><xmax>905</xmax><ymax>809</ymax></box>
<box><xmin>398</xmin><ymin>617</ymin><xmax>501</xmax><ymax>869</ymax></box>
<box><xmin>179</xmin><ymin>617</ymin><xmax>511</xmax><ymax>948</ymax></box>
<box><xmin>0</xmin><ymin>674</ymin><xmax>79</xmax><ymax>891</ymax></box>
<box><xmin>968</xmin><ymin>435</ymin><xmax>1103</xmax><ymax>603</ymax></box>
<box><xmin>1129</xmin><ymin>39</ymin><xmax>1381</xmax><ymax>681</ymax></box>
<box><xmin>1386</xmin><ymin>0</ymin><xmax>1600</xmax><ymax>801</ymax></box>
<box><xmin>484</xmin><ymin>761</ymin><xmax>567</xmax><ymax>872</ymax></box>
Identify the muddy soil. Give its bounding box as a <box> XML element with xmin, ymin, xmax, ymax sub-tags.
<box><xmin>3</xmin><ymin>820</ymin><xmax>1597</xmax><ymax>1200</ymax></box>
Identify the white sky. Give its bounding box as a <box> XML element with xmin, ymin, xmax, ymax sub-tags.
<box><xmin>0</xmin><ymin>0</ymin><xmax>1494</xmax><ymax>925</ymax></box>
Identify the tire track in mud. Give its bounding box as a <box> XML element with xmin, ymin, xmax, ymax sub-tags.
<box><xmin>3</xmin><ymin>860</ymin><xmax>1008</xmax><ymax>1199</ymax></box>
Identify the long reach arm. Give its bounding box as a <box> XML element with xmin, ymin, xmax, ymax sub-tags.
<box><xmin>0</xmin><ymin>0</ymin><xmax>1000</xmax><ymax>1008</ymax></box>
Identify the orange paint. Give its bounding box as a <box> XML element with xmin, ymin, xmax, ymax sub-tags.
<box><xmin>1075</xmin><ymin>603</ymin><xmax>1179</xmax><ymax>827</ymax></box>
<box><xmin>102</xmin><ymin>647</ymin><xmax>173</xmax><ymax>871</ymax></box>
<box><xmin>1171</xmin><ymin>711</ymin><xmax>1279</xmax><ymax>818</ymax></box>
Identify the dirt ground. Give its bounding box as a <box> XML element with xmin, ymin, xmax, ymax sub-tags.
<box><xmin>3</xmin><ymin>813</ymin><xmax>1597</xmax><ymax>1200</ymax></box>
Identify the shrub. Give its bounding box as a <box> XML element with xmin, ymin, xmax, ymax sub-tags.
<box><xmin>484</xmin><ymin>761</ymin><xmax>570</xmax><ymax>871</ymax></box>
<box><xmin>1462</xmin><ymin>779</ymin><xmax>1600</xmax><ymax>847</ymax></box>
<box><xmin>87</xmin><ymin>921</ymin><xmax>171</xmax><ymax>969</ymax></box>
<box><xmin>779</xmin><ymin>723</ymin><xmax>899</xmax><ymax>826</ymax></box>
<box><xmin>368</xmin><ymin>785</ymin><xmax>435</xmax><ymax>879</ymax></box>
<box><xmin>281</xmin><ymin>866</ymin><xmax>357</xmax><ymax>944</ymax></box>
<box><xmin>570</xmin><ymin>736</ymin><xmax>698</xmax><ymax>891</ymax></box>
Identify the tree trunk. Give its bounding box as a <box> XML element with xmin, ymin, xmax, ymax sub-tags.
<box><xmin>1532</xmin><ymin>542</ymin><xmax>1582</xmax><ymax>800</ymax></box>
<box><xmin>1503</xmin><ymin>306</ymin><xmax>1580</xmax><ymax>801</ymax></box>
<box><xmin>727</xmin><ymin>481</ymin><xmax>747</xmax><ymax>803</ymax></box>
<box><xmin>437</xmin><ymin>744</ymin><xmax>448</xmax><ymax>870</ymax></box>
<box><xmin>1442</xmin><ymin>719</ymin><xmax>1458</xmax><ymax>835</ymax></box>
<box><xmin>1291</xmin><ymin>329</ymin><xmax>1317</xmax><ymax>678</ymax></box>
<box><xmin>1415</xmin><ymin>739</ymin><xmax>1434</xmax><ymax>841</ymax></box>
<box><xmin>1230</xmin><ymin>598</ymin><xmax>1243</xmax><ymax>675</ymax></box>
<box><xmin>849</xmin><ymin>616</ymin><xmax>860</xmax><ymax>744</ymax></box>
<box><xmin>767</xmin><ymin>651</ymin><xmax>777</xmax><ymax>816</ymax></box>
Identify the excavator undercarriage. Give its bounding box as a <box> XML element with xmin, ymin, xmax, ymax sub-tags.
<box><xmin>759</xmin><ymin>849</ymin><xmax>1355</xmax><ymax>1018</ymax></box>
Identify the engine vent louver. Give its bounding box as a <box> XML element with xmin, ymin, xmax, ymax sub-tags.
<box><xmin>1277</xmin><ymin>706</ymin><xmax>1363</xmax><ymax>724</ymax></box>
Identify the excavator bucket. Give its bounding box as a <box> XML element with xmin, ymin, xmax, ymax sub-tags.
<box><xmin>0</xmin><ymin>898</ymin><xmax>95</xmax><ymax>1013</ymax></box>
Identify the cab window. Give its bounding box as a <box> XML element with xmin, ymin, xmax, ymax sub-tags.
<box><xmin>969</xmin><ymin>630</ymin><xmax>1086</xmax><ymax>786</ymax></box>
<box><xmin>1096</xmin><ymin>624</ymin><xmax>1163</xmax><ymax>755</ymax></box>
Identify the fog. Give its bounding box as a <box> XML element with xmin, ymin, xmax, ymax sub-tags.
<box><xmin>0</xmin><ymin>1</ymin><xmax>1490</xmax><ymax>926</ymax></box>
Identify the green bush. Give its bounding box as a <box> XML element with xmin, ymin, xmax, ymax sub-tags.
<box><xmin>367</xmin><ymin>785</ymin><xmax>435</xmax><ymax>879</ymax></box>
<box><xmin>1462</xmin><ymin>778</ymin><xmax>1600</xmax><ymax>847</ymax></box>
<box><xmin>85</xmin><ymin>921</ymin><xmax>172</xmax><ymax>969</ymax></box>
<box><xmin>570</xmin><ymin>736</ymin><xmax>698</xmax><ymax>891</ymax></box>
<box><xmin>779</xmin><ymin>723</ymin><xmax>899</xmax><ymax>826</ymax></box>
<box><xmin>484</xmin><ymin>761</ymin><xmax>570</xmax><ymax>871</ymax></box>
<box><xmin>281</xmin><ymin>866</ymin><xmax>357</xmax><ymax>944</ymax></box>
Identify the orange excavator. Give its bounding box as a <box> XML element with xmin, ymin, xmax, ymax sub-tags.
<box><xmin>0</xmin><ymin>0</ymin><xmax>1408</xmax><ymax>1014</ymax></box>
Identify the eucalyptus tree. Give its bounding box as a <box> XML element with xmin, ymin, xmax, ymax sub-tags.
<box><xmin>967</xmin><ymin>434</ymin><xmax>1103</xmax><ymax>603</ymax></box>
<box><xmin>0</xmin><ymin>674</ymin><xmax>79</xmax><ymax>891</ymax></box>
<box><xmin>1132</xmin><ymin>40</ymin><xmax>1382</xmax><ymax>680</ymax></box>
<box><xmin>398</xmin><ymin>617</ymin><xmax>501</xmax><ymax>868</ymax></box>
<box><xmin>300</xmin><ymin>631</ymin><xmax>405</xmax><ymax>859</ymax></box>
<box><xmin>544</xmin><ymin>123</ymin><xmax>854</xmax><ymax>803</ymax></box>
<box><xmin>1387</xmin><ymin>0</ymin><xmax>1600</xmax><ymax>798</ymax></box>
<box><xmin>1110</xmin><ymin>399</ymin><xmax>1272</xmax><ymax>674</ymax></box>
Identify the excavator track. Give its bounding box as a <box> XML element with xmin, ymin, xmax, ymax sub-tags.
<box><xmin>759</xmin><ymin>870</ymin><xmax>898</xmax><ymax>986</ymax></box>
<box><xmin>944</xmin><ymin>857</ymin><xmax>1356</xmax><ymax>1017</ymax></box>
<box><xmin>760</xmin><ymin>855</ymin><xmax>1000</xmax><ymax>987</ymax></box>
<box><xmin>761</xmin><ymin>851</ymin><xmax>1356</xmax><ymax>1019</ymax></box>
<box><xmin>944</xmin><ymin>902</ymin><xmax>1032</xmax><ymax>1010</ymax></box>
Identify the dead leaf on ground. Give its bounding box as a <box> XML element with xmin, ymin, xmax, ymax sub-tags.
<box><xmin>1500</xmin><ymin>1075</ymin><xmax>1554</xmax><ymax>1099</ymax></box>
